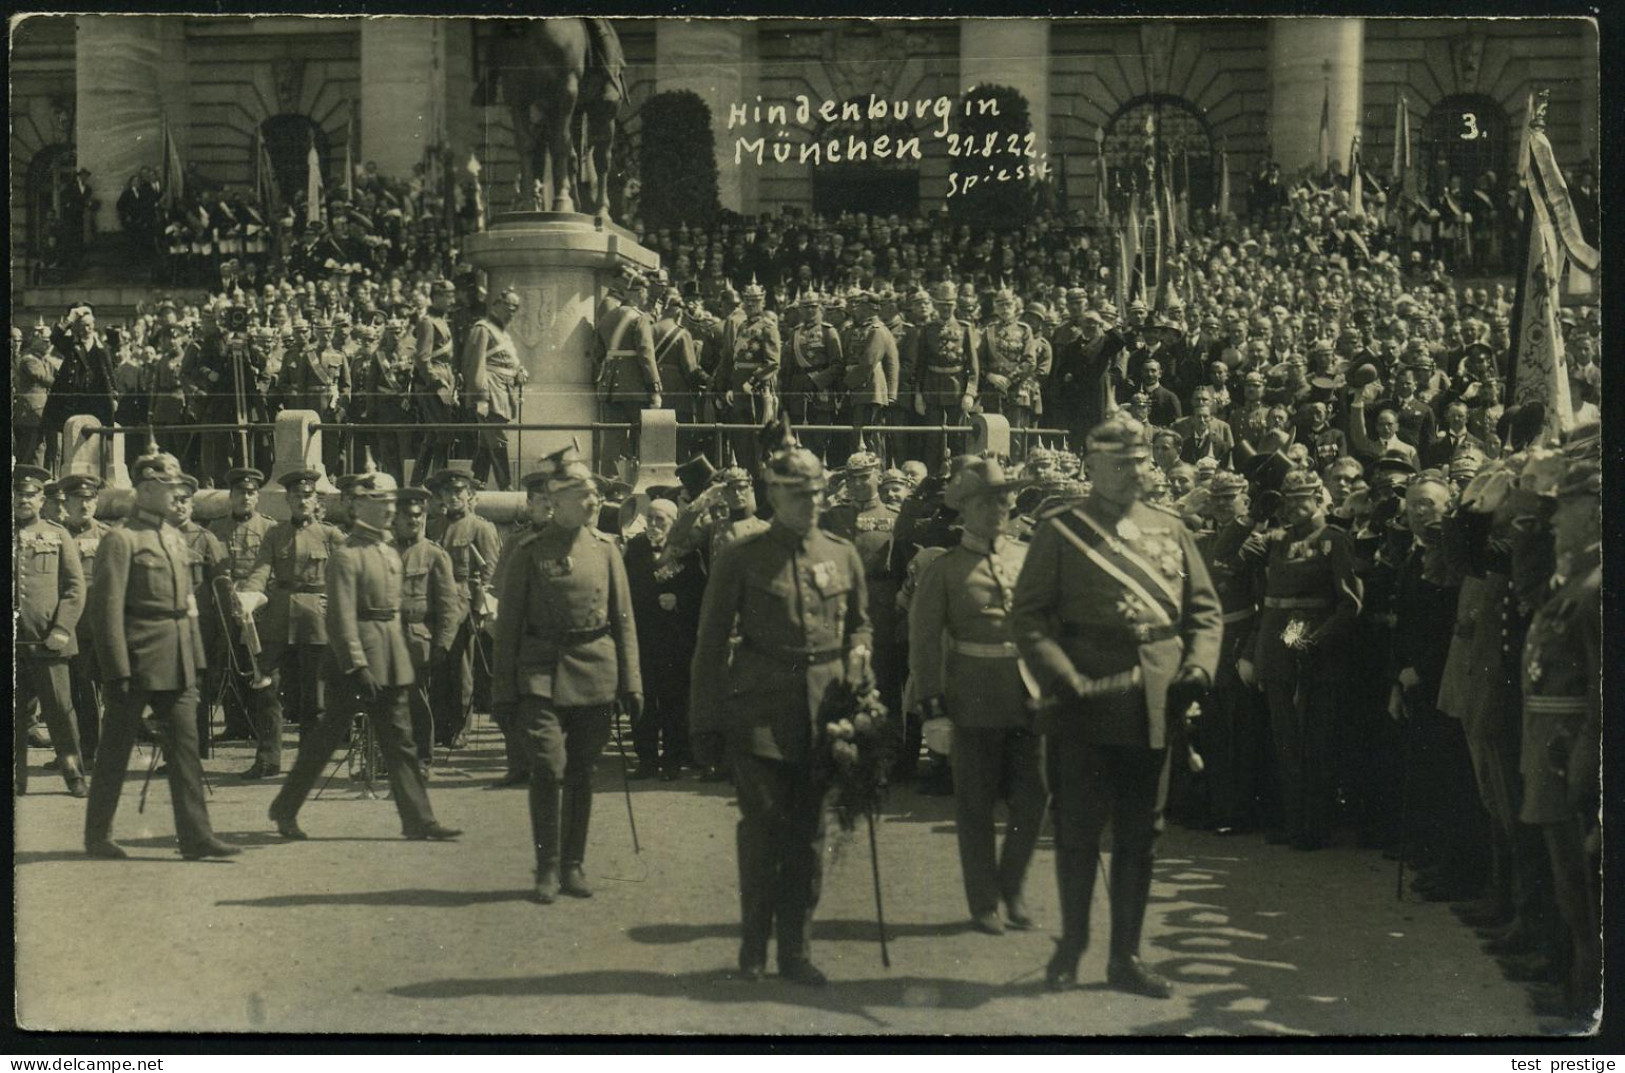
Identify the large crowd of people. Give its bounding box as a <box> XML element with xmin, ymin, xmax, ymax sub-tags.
<box><xmin>13</xmin><ymin>148</ymin><xmax>1602</xmax><ymax>1023</ymax></box>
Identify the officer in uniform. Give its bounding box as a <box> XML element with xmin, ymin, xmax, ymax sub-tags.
<box><xmin>268</xmin><ymin>472</ymin><xmax>461</xmax><ymax>842</ymax></box>
<box><xmin>1010</xmin><ymin>415</ymin><xmax>1222</xmax><ymax>997</ymax></box>
<box><xmin>908</xmin><ymin>456</ymin><xmax>1047</xmax><ymax>934</ymax></box>
<box><xmin>391</xmin><ymin>487</ymin><xmax>461</xmax><ymax>775</ymax></box>
<box><xmin>59</xmin><ymin>474</ymin><xmax>111</xmax><ymax>767</ymax></box>
<box><xmin>785</xmin><ymin>290</ymin><xmax>844</xmax><ymax>460</ymax></box>
<box><xmin>842</xmin><ymin>291</ymin><xmax>899</xmax><ymax>450</ymax></box>
<box><xmin>714</xmin><ymin>279</ymin><xmax>782</xmax><ymax>471</ymax></box>
<box><xmin>688</xmin><ymin>431</ymin><xmax>872</xmax><ymax>985</ymax></box>
<box><xmin>412</xmin><ymin>279</ymin><xmax>461</xmax><ymax>480</ymax></box>
<box><xmin>207</xmin><ymin>468</ymin><xmax>276</xmax><ymax>743</ymax></box>
<box><xmin>979</xmin><ymin>290</ymin><xmax>1044</xmax><ymax>446</ymax></box>
<box><xmin>595</xmin><ymin>273</ymin><xmax>661</xmax><ymax>468</ymax></box>
<box><xmin>915</xmin><ymin>281</ymin><xmax>979</xmax><ymax>473</ymax></box>
<box><xmin>425</xmin><ymin>465</ymin><xmax>502</xmax><ymax>751</ymax></box>
<box><xmin>1517</xmin><ymin>458</ymin><xmax>1600</xmax><ymax>1020</ymax></box>
<box><xmin>665</xmin><ymin>464</ymin><xmax>770</xmax><ymax>571</ymax></box>
<box><xmin>653</xmin><ymin>287</ymin><xmax>706</xmax><ymax>423</ymax></box>
<box><xmin>238</xmin><ymin>469</ymin><xmax>348</xmax><ymax>778</ymax></box>
<box><xmin>463</xmin><ymin>288</ymin><xmax>528</xmax><ymax>491</ymax></box>
<box><xmin>491</xmin><ymin>446</ymin><xmax>643</xmax><ymax>904</ymax></box>
<box><xmin>171</xmin><ymin>475</ymin><xmax>227</xmax><ymax>754</ymax></box>
<box><xmin>1253</xmin><ymin>469</ymin><xmax>1361</xmax><ymax>851</ymax></box>
<box><xmin>14</xmin><ymin>466</ymin><xmax>89</xmax><ymax>797</ymax></box>
<box><xmin>1193</xmin><ymin>470</ymin><xmax>1267</xmax><ymax>832</ymax></box>
<box><xmin>83</xmin><ymin>453</ymin><xmax>238</xmax><ymax>859</ymax></box>
<box><xmin>820</xmin><ymin>451</ymin><xmax>903</xmax><ymax>764</ymax></box>
<box><xmin>487</xmin><ymin>471</ymin><xmax>557</xmax><ymax>786</ymax></box>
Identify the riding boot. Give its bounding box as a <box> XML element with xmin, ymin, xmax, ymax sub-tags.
<box><xmin>1047</xmin><ymin>848</ymin><xmax>1096</xmax><ymax>988</ymax></box>
<box><xmin>529</xmin><ymin>777</ymin><xmax>561</xmax><ymax>874</ymax></box>
<box><xmin>560</xmin><ymin>782</ymin><xmax>593</xmax><ymax>869</ymax></box>
<box><xmin>1108</xmin><ymin>847</ymin><xmax>1155</xmax><ymax>962</ymax></box>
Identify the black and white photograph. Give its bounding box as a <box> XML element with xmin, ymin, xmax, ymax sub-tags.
<box><xmin>8</xmin><ymin>10</ymin><xmax>1610</xmax><ymax>1042</ymax></box>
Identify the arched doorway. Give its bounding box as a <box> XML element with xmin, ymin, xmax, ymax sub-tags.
<box><xmin>261</xmin><ymin>114</ymin><xmax>331</xmax><ymax>210</ymax></box>
<box><xmin>810</xmin><ymin>99</ymin><xmax>922</xmax><ymax>217</ymax></box>
<box><xmin>1103</xmin><ymin>94</ymin><xmax>1215</xmax><ymax>218</ymax></box>
<box><xmin>24</xmin><ymin>143</ymin><xmax>77</xmax><ymax>265</ymax></box>
<box><xmin>1423</xmin><ymin>94</ymin><xmax>1510</xmax><ymax>201</ymax></box>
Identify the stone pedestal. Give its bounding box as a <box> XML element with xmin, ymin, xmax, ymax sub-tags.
<box><xmin>1268</xmin><ymin>20</ymin><xmax>1365</xmax><ymax>176</ymax></box>
<box><xmin>462</xmin><ymin>212</ymin><xmax>660</xmax><ymax>476</ymax></box>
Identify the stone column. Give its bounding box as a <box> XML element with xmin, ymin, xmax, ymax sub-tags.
<box><xmin>958</xmin><ymin>19</ymin><xmax>1051</xmax><ymax>162</ymax></box>
<box><xmin>463</xmin><ymin>213</ymin><xmax>659</xmax><ymax>474</ymax></box>
<box><xmin>1268</xmin><ymin>19</ymin><xmax>1365</xmax><ymax>176</ymax></box>
<box><xmin>655</xmin><ymin>20</ymin><xmax>753</xmax><ymax>213</ymax></box>
<box><xmin>76</xmin><ymin>15</ymin><xmax>165</xmax><ymax>234</ymax></box>
<box><xmin>360</xmin><ymin>18</ymin><xmax>447</xmax><ymax>179</ymax></box>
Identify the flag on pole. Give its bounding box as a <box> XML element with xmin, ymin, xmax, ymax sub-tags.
<box><xmin>1349</xmin><ymin>134</ymin><xmax>1365</xmax><ymax>220</ymax></box>
<box><xmin>1095</xmin><ymin>126</ymin><xmax>1109</xmax><ymax>222</ymax></box>
<box><xmin>1177</xmin><ymin>144</ymin><xmax>1191</xmax><ymax>232</ymax></box>
<box><xmin>1115</xmin><ymin>223</ymin><xmax>1132</xmax><ymax>321</ymax></box>
<box><xmin>1509</xmin><ymin>91</ymin><xmax>1598</xmax><ymax>440</ymax></box>
<box><xmin>1126</xmin><ymin>188</ymin><xmax>1143</xmax><ymax>306</ymax></box>
<box><xmin>306</xmin><ymin>133</ymin><xmax>323</xmax><ymax>226</ymax></box>
<box><xmin>1515</xmin><ymin>89</ymin><xmax>1537</xmax><ymax>185</ymax></box>
<box><xmin>160</xmin><ymin>115</ymin><xmax>185</xmax><ymax>212</ymax></box>
<box><xmin>1217</xmin><ymin>144</ymin><xmax>1231</xmax><ymax>218</ymax></box>
<box><xmin>1317</xmin><ymin>85</ymin><xmax>1331</xmax><ymax>175</ymax></box>
<box><xmin>257</xmin><ymin>127</ymin><xmax>279</xmax><ymax>210</ymax></box>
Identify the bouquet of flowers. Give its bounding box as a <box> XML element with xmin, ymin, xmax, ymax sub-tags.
<box><xmin>813</xmin><ymin>679</ymin><xmax>895</xmax><ymax>833</ymax></box>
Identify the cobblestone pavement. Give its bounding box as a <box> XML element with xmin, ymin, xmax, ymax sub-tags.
<box><xmin>14</xmin><ymin>720</ymin><xmax>1547</xmax><ymax>1038</ymax></box>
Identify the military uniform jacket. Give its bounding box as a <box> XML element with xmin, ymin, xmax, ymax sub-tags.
<box><xmin>1518</xmin><ymin>548</ymin><xmax>1600</xmax><ymax>825</ymax></box>
<box><xmin>240</xmin><ymin>518</ymin><xmax>348</xmax><ymax>647</ymax></box>
<box><xmin>786</xmin><ymin>321</ymin><xmax>844</xmax><ymax>398</ymax></box>
<box><xmin>414</xmin><ymin>314</ymin><xmax>458</xmax><ymax>406</ymax></box>
<box><xmin>208</xmin><ymin>512</ymin><xmax>276</xmax><ymax>585</ymax></box>
<box><xmin>87</xmin><ymin>509</ymin><xmax>205</xmax><ymax>690</ymax></box>
<box><xmin>12</xmin><ymin>349</ymin><xmax>54</xmax><ymax>425</ymax></box>
<box><xmin>395</xmin><ymin>536</ymin><xmax>460</xmax><ymax>666</ymax></box>
<box><xmin>844</xmin><ymin>317</ymin><xmax>900</xmax><ymax>406</ymax></box>
<box><xmin>1011</xmin><ymin>497</ymin><xmax>1223</xmax><ymax>748</ymax></box>
<box><xmin>1197</xmin><ymin>519</ymin><xmax>1265</xmax><ymax>686</ymax></box>
<box><xmin>915</xmin><ymin>317</ymin><xmax>979</xmax><ymax>405</ymax></box>
<box><xmin>491</xmin><ymin>523</ymin><xmax>640</xmax><ymax>708</ymax></box>
<box><xmin>428</xmin><ymin>511</ymin><xmax>502</xmax><ymax>620</ymax></box>
<box><xmin>15</xmin><ymin>517</ymin><xmax>85</xmax><ymax>660</ymax></box>
<box><xmin>716</xmin><ymin>312</ymin><xmax>782</xmax><ymax>394</ymax></box>
<box><xmin>327</xmin><ymin>524</ymin><xmax>415</xmax><ymax>686</ymax></box>
<box><xmin>1253</xmin><ymin>521</ymin><xmax>1361</xmax><ymax>684</ymax></box>
<box><xmin>909</xmin><ymin>533</ymin><xmax>1030</xmax><ymax>727</ymax></box>
<box><xmin>689</xmin><ymin>523</ymin><xmax>872</xmax><ymax>763</ymax></box>
<box><xmin>653</xmin><ymin>317</ymin><xmax>703</xmax><ymax>396</ymax></box>
<box><xmin>463</xmin><ymin>317</ymin><xmax>523</xmax><ymax>419</ymax></box>
<box><xmin>979</xmin><ymin>318</ymin><xmax>1042</xmax><ymax>409</ymax></box>
<box><xmin>179</xmin><ymin>521</ymin><xmax>227</xmax><ymax>599</ymax></box>
<box><xmin>63</xmin><ymin>519</ymin><xmax>111</xmax><ymax>642</ymax></box>
<box><xmin>596</xmin><ymin>303</ymin><xmax>660</xmax><ymax>403</ymax></box>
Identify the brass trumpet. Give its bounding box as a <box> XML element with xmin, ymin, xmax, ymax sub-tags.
<box><xmin>211</xmin><ymin>574</ymin><xmax>273</xmax><ymax>690</ymax></box>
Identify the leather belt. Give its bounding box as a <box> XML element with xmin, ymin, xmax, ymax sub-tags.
<box><xmin>526</xmin><ymin>624</ymin><xmax>611</xmax><ymax>646</ymax></box>
<box><xmin>949</xmin><ymin>638</ymin><xmax>1019</xmax><ymax>659</ymax></box>
<box><xmin>128</xmin><ymin>607</ymin><xmax>190</xmax><ymax>621</ymax></box>
<box><xmin>358</xmin><ymin>609</ymin><xmax>399</xmax><ymax>621</ymax></box>
<box><xmin>741</xmin><ymin>639</ymin><xmax>842</xmax><ymax>667</ymax></box>
<box><xmin>926</xmin><ymin>364</ymin><xmax>965</xmax><ymax>375</ymax></box>
<box><xmin>1264</xmin><ymin>596</ymin><xmax>1331</xmax><ymax>610</ymax></box>
<box><xmin>1523</xmin><ymin>696</ymin><xmax>1588</xmax><ymax>715</ymax></box>
<box><xmin>276</xmin><ymin>582</ymin><xmax>326</xmax><ymax>594</ymax></box>
<box><xmin>401</xmin><ymin>611</ymin><xmax>427</xmax><ymax>624</ymax></box>
<box><xmin>1221</xmin><ymin>608</ymin><xmax>1256</xmax><ymax>624</ymax></box>
<box><xmin>1062</xmin><ymin>622</ymin><xmax>1179</xmax><ymax>644</ymax></box>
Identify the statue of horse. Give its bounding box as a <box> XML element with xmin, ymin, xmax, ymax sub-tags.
<box><xmin>479</xmin><ymin>18</ymin><xmax>624</xmax><ymax>218</ymax></box>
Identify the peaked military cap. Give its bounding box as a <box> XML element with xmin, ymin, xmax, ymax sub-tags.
<box><xmin>58</xmin><ymin>474</ymin><xmax>104</xmax><ymax>498</ymax></box>
<box><xmin>424</xmin><ymin>464</ymin><xmax>482</xmax><ymax>492</ymax></box>
<box><xmin>278</xmin><ymin>468</ymin><xmax>322</xmax><ymax>494</ymax></box>
<box><xmin>225</xmin><ymin>467</ymin><xmax>266</xmax><ymax>491</ymax></box>
<box><xmin>14</xmin><ymin>465</ymin><xmax>52</xmax><ymax>494</ymax></box>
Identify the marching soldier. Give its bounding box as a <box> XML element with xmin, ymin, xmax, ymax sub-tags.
<box><xmin>688</xmin><ymin>430</ymin><xmax>872</xmax><ymax>985</ymax></box>
<box><xmin>425</xmin><ymin>466</ymin><xmax>502</xmax><ymax>751</ymax></box>
<box><xmin>595</xmin><ymin>273</ymin><xmax>661</xmax><ymax>469</ymax></box>
<box><xmin>412</xmin><ymin>279</ymin><xmax>461</xmax><ymax>481</ymax></box>
<box><xmin>171</xmin><ymin>476</ymin><xmax>227</xmax><ymax>754</ymax></box>
<box><xmin>714</xmin><ymin>279</ymin><xmax>781</xmax><ymax>472</ymax></box>
<box><xmin>909</xmin><ymin>456</ymin><xmax>1047</xmax><ymax>934</ymax></box>
<box><xmin>915</xmin><ymin>281</ymin><xmax>979</xmax><ymax>473</ymax></box>
<box><xmin>464</xmin><ymin>288</ymin><xmax>528</xmax><ymax>491</ymax></box>
<box><xmin>238</xmin><ymin>469</ymin><xmax>348</xmax><ymax>778</ymax></box>
<box><xmin>491</xmin><ymin>446</ymin><xmax>643</xmax><ymax>904</ymax></box>
<box><xmin>83</xmin><ymin>452</ymin><xmax>237</xmax><ymax>859</ymax></box>
<box><xmin>1254</xmin><ymin>469</ymin><xmax>1362</xmax><ymax>851</ymax></box>
<box><xmin>14</xmin><ymin>466</ymin><xmax>89</xmax><ymax>797</ymax></box>
<box><xmin>59</xmin><ymin>474</ymin><xmax>111</xmax><ymax>767</ymax></box>
<box><xmin>267</xmin><ymin>472</ymin><xmax>461</xmax><ymax>842</ymax></box>
<box><xmin>392</xmin><ymin>487</ymin><xmax>461</xmax><ymax>775</ymax></box>
<box><xmin>208</xmin><ymin>468</ymin><xmax>276</xmax><ymax>744</ymax></box>
<box><xmin>1011</xmin><ymin>415</ymin><xmax>1222</xmax><ymax>998</ymax></box>
<box><xmin>820</xmin><ymin>451</ymin><xmax>903</xmax><ymax>762</ymax></box>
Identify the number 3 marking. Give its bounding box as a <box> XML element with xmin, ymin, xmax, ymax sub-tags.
<box><xmin>1460</xmin><ymin>113</ymin><xmax>1480</xmax><ymax>141</ymax></box>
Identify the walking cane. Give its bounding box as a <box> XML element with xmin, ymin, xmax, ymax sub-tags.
<box><xmin>137</xmin><ymin>735</ymin><xmax>164</xmax><ymax>814</ymax></box>
<box><xmin>609</xmin><ymin>702</ymin><xmax>642</xmax><ymax>855</ymax></box>
<box><xmin>866</xmin><ymin>808</ymin><xmax>891</xmax><ymax>968</ymax></box>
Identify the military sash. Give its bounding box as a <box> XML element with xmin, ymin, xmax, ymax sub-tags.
<box><xmin>1046</xmin><ymin>508</ymin><xmax>1179</xmax><ymax>627</ymax></box>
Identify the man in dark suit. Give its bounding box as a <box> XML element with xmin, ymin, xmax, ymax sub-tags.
<box><xmin>688</xmin><ymin>433</ymin><xmax>873</xmax><ymax>986</ymax></box>
<box><xmin>624</xmin><ymin>497</ymin><xmax>706</xmax><ymax>779</ymax></box>
<box><xmin>83</xmin><ymin>453</ymin><xmax>238</xmax><ymax>860</ymax></box>
<box><xmin>1011</xmin><ymin>415</ymin><xmax>1223</xmax><ymax>998</ymax></box>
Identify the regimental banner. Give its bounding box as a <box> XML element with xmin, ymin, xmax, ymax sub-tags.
<box><xmin>1512</xmin><ymin>174</ymin><xmax>1574</xmax><ymax>439</ymax></box>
